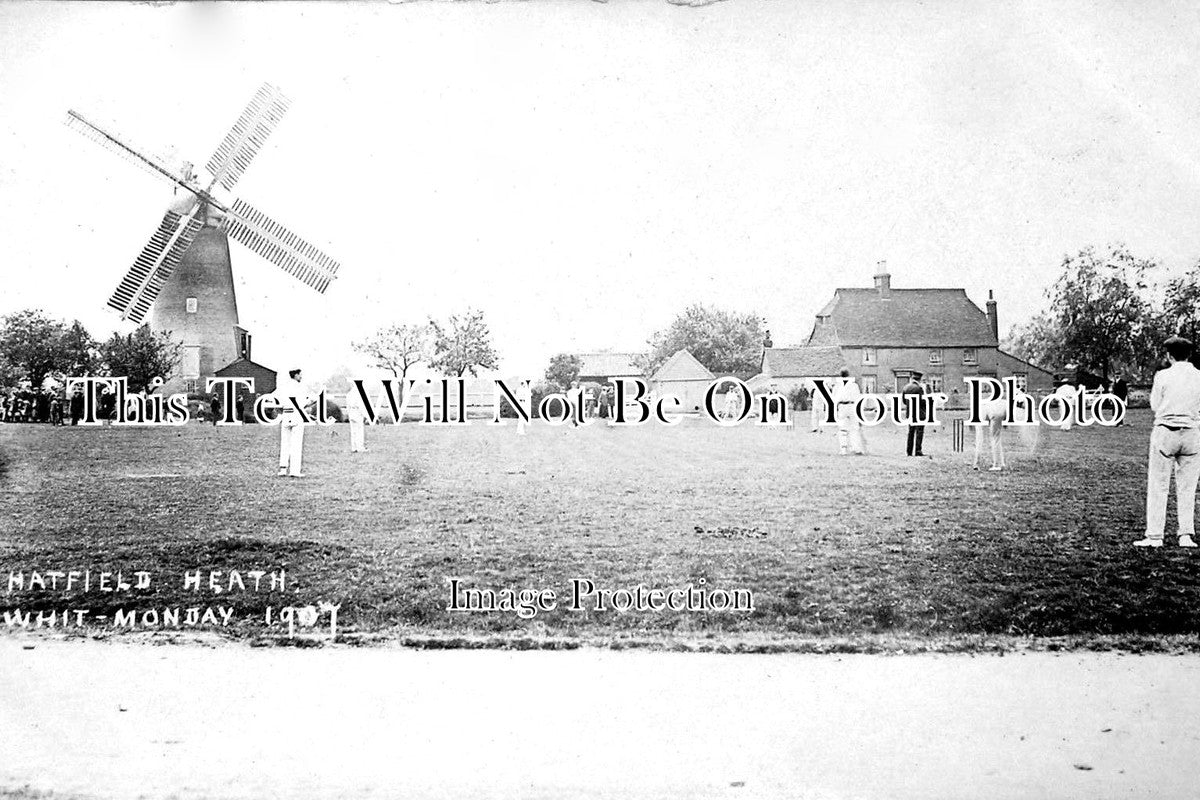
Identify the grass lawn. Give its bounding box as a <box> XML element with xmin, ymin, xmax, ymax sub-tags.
<box><xmin>1</xmin><ymin>411</ymin><xmax>1197</xmax><ymax>651</ymax></box>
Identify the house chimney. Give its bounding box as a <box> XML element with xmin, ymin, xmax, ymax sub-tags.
<box><xmin>986</xmin><ymin>290</ymin><xmax>998</xmax><ymax>342</ymax></box>
<box><xmin>873</xmin><ymin>260</ymin><xmax>891</xmax><ymax>298</ymax></box>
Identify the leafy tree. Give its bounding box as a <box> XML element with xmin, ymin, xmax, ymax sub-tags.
<box><xmin>100</xmin><ymin>326</ymin><xmax>182</xmax><ymax>393</ymax></box>
<box><xmin>640</xmin><ymin>304</ymin><xmax>765</xmax><ymax>377</ymax></box>
<box><xmin>353</xmin><ymin>322</ymin><xmax>432</xmax><ymax>402</ymax></box>
<box><xmin>0</xmin><ymin>309</ymin><xmax>68</xmax><ymax>389</ymax></box>
<box><xmin>1010</xmin><ymin>245</ymin><xmax>1160</xmax><ymax>381</ymax></box>
<box><xmin>429</xmin><ymin>309</ymin><xmax>499</xmax><ymax>377</ymax></box>
<box><xmin>543</xmin><ymin>353</ymin><xmax>582</xmax><ymax>391</ymax></box>
<box><xmin>1163</xmin><ymin>262</ymin><xmax>1200</xmax><ymax>343</ymax></box>
<box><xmin>58</xmin><ymin>320</ymin><xmax>100</xmax><ymax>378</ymax></box>
<box><xmin>1002</xmin><ymin>311</ymin><xmax>1064</xmax><ymax>371</ymax></box>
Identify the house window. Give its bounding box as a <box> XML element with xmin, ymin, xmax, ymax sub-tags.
<box><xmin>1012</xmin><ymin>373</ymin><xmax>1028</xmax><ymax>392</ymax></box>
<box><xmin>861</xmin><ymin>348</ymin><xmax>877</xmax><ymax>366</ymax></box>
<box><xmin>186</xmin><ymin>298</ymin><xmax>198</xmax><ymax>313</ymax></box>
<box><xmin>963</xmin><ymin>348</ymin><xmax>978</xmax><ymax>365</ymax></box>
<box><xmin>861</xmin><ymin>374</ymin><xmax>877</xmax><ymax>393</ymax></box>
<box><xmin>184</xmin><ymin>379</ymin><xmax>197</xmax><ymax>394</ymax></box>
<box><xmin>929</xmin><ymin>374</ymin><xmax>944</xmax><ymax>392</ymax></box>
<box><xmin>928</xmin><ymin>349</ymin><xmax>943</xmax><ymax>366</ymax></box>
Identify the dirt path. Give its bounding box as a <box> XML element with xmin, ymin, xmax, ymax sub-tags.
<box><xmin>2</xmin><ymin>638</ymin><xmax>1197</xmax><ymax>799</ymax></box>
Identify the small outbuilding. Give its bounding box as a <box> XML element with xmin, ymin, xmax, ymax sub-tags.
<box><xmin>649</xmin><ymin>349</ymin><xmax>715</xmax><ymax>413</ymax></box>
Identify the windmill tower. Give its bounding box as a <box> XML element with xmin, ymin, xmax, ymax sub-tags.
<box><xmin>67</xmin><ymin>84</ymin><xmax>340</xmax><ymax>395</ymax></box>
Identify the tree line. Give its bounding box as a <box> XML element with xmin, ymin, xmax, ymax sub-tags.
<box><xmin>0</xmin><ymin>310</ymin><xmax>180</xmax><ymax>393</ymax></box>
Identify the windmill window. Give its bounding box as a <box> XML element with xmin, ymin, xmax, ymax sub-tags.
<box><xmin>186</xmin><ymin>298</ymin><xmax>198</xmax><ymax>313</ymax></box>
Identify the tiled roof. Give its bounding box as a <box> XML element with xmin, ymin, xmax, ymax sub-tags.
<box><xmin>760</xmin><ymin>346</ymin><xmax>846</xmax><ymax>377</ymax></box>
<box><xmin>806</xmin><ymin>288</ymin><xmax>998</xmax><ymax>348</ymax></box>
<box><xmin>650</xmin><ymin>349</ymin><xmax>715</xmax><ymax>382</ymax></box>
<box><xmin>576</xmin><ymin>352</ymin><xmax>641</xmax><ymax>378</ymax></box>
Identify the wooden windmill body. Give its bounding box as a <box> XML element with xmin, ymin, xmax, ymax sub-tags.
<box><xmin>68</xmin><ymin>84</ymin><xmax>340</xmax><ymax>395</ymax></box>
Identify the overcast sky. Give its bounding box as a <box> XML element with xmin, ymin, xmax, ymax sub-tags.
<box><xmin>2</xmin><ymin>1</ymin><xmax>1199</xmax><ymax>379</ymax></box>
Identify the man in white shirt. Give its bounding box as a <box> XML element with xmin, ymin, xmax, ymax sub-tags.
<box><xmin>274</xmin><ymin>368</ymin><xmax>313</xmax><ymax>478</ymax></box>
<box><xmin>832</xmin><ymin>369</ymin><xmax>865</xmax><ymax>455</ymax></box>
<box><xmin>1135</xmin><ymin>336</ymin><xmax>1200</xmax><ymax>548</ymax></box>
<box><xmin>345</xmin><ymin>388</ymin><xmax>367</xmax><ymax>453</ymax></box>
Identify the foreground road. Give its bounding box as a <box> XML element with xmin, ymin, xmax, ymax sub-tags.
<box><xmin>2</xmin><ymin>639</ymin><xmax>1197</xmax><ymax>799</ymax></box>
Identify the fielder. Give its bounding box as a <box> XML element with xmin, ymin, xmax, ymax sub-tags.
<box><xmin>275</xmin><ymin>368</ymin><xmax>313</xmax><ymax>478</ymax></box>
<box><xmin>1134</xmin><ymin>335</ymin><xmax>1200</xmax><ymax>548</ymax></box>
<box><xmin>517</xmin><ymin>379</ymin><xmax>532</xmax><ymax>436</ymax></box>
<box><xmin>832</xmin><ymin>369</ymin><xmax>865</xmax><ymax>455</ymax></box>
<box><xmin>808</xmin><ymin>380</ymin><xmax>824</xmax><ymax>433</ymax></box>
<box><xmin>346</xmin><ymin>388</ymin><xmax>367</xmax><ymax>453</ymax></box>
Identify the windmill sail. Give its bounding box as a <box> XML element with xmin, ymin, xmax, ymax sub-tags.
<box><xmin>223</xmin><ymin>198</ymin><xmax>339</xmax><ymax>293</ymax></box>
<box><xmin>107</xmin><ymin>203</ymin><xmax>206</xmax><ymax>324</ymax></box>
<box><xmin>66</xmin><ymin>111</ymin><xmax>194</xmax><ymax>194</ymax></box>
<box><xmin>205</xmin><ymin>84</ymin><xmax>291</xmax><ymax>192</ymax></box>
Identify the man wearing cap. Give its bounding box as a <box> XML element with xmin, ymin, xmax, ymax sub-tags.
<box><xmin>274</xmin><ymin>368</ymin><xmax>314</xmax><ymax>478</ymax></box>
<box><xmin>901</xmin><ymin>372</ymin><xmax>926</xmax><ymax>457</ymax></box>
<box><xmin>1135</xmin><ymin>336</ymin><xmax>1200</xmax><ymax>548</ymax></box>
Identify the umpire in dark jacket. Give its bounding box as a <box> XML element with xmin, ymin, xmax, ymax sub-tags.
<box><xmin>902</xmin><ymin>373</ymin><xmax>927</xmax><ymax>457</ymax></box>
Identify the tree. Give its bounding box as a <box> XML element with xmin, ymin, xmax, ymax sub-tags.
<box><xmin>1163</xmin><ymin>262</ymin><xmax>1200</xmax><ymax>344</ymax></box>
<box><xmin>639</xmin><ymin>304</ymin><xmax>765</xmax><ymax>377</ymax></box>
<box><xmin>543</xmin><ymin>353</ymin><xmax>582</xmax><ymax>391</ymax></box>
<box><xmin>353</xmin><ymin>322</ymin><xmax>432</xmax><ymax>401</ymax></box>
<box><xmin>0</xmin><ymin>309</ymin><xmax>68</xmax><ymax>389</ymax></box>
<box><xmin>58</xmin><ymin>320</ymin><xmax>100</xmax><ymax>378</ymax></box>
<box><xmin>429</xmin><ymin>309</ymin><xmax>499</xmax><ymax>377</ymax></box>
<box><xmin>1009</xmin><ymin>245</ymin><xmax>1160</xmax><ymax>381</ymax></box>
<box><xmin>100</xmin><ymin>326</ymin><xmax>182</xmax><ymax>392</ymax></box>
<box><xmin>1002</xmin><ymin>311</ymin><xmax>1065</xmax><ymax>371</ymax></box>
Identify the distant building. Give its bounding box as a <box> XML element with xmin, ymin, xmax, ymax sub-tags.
<box><xmin>804</xmin><ymin>262</ymin><xmax>1055</xmax><ymax>394</ymax></box>
<box><xmin>649</xmin><ymin>349</ymin><xmax>715</xmax><ymax>413</ymax></box>
<box><xmin>575</xmin><ymin>352</ymin><xmax>642</xmax><ymax>385</ymax></box>
<box><xmin>212</xmin><ymin>357</ymin><xmax>277</xmax><ymax>420</ymax></box>
<box><xmin>750</xmin><ymin>346</ymin><xmax>847</xmax><ymax>400</ymax></box>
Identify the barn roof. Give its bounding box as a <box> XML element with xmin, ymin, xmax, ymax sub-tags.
<box><xmin>576</xmin><ymin>352</ymin><xmax>641</xmax><ymax>378</ymax></box>
<box><xmin>806</xmin><ymin>288</ymin><xmax>998</xmax><ymax>348</ymax></box>
<box><xmin>760</xmin><ymin>346</ymin><xmax>846</xmax><ymax>378</ymax></box>
<box><xmin>651</xmin><ymin>349</ymin><xmax>715</xmax><ymax>383</ymax></box>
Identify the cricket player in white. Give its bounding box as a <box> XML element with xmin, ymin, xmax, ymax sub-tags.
<box><xmin>346</xmin><ymin>388</ymin><xmax>367</xmax><ymax>453</ymax></box>
<box><xmin>275</xmin><ymin>368</ymin><xmax>313</xmax><ymax>477</ymax></box>
<box><xmin>517</xmin><ymin>379</ymin><xmax>531</xmax><ymax>436</ymax></box>
<box><xmin>1135</xmin><ymin>336</ymin><xmax>1200</xmax><ymax>548</ymax></box>
<box><xmin>808</xmin><ymin>380</ymin><xmax>824</xmax><ymax>433</ymax></box>
<box><xmin>832</xmin><ymin>369</ymin><xmax>865</xmax><ymax>455</ymax></box>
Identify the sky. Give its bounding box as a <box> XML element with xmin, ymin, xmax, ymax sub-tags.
<box><xmin>2</xmin><ymin>1</ymin><xmax>1199</xmax><ymax>380</ymax></box>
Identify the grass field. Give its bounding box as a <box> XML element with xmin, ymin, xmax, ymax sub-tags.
<box><xmin>2</xmin><ymin>411</ymin><xmax>1198</xmax><ymax>651</ymax></box>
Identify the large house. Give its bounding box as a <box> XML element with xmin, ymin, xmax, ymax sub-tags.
<box><xmin>802</xmin><ymin>263</ymin><xmax>1055</xmax><ymax>394</ymax></box>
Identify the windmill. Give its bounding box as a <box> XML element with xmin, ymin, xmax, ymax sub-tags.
<box><xmin>66</xmin><ymin>83</ymin><xmax>340</xmax><ymax>393</ymax></box>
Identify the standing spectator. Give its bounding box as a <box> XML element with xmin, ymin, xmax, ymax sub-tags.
<box><xmin>70</xmin><ymin>388</ymin><xmax>84</xmax><ymax>426</ymax></box>
<box><xmin>210</xmin><ymin>392</ymin><xmax>221</xmax><ymax>425</ymax></box>
<box><xmin>1111</xmin><ymin>373</ymin><xmax>1129</xmax><ymax>426</ymax></box>
<box><xmin>1134</xmin><ymin>336</ymin><xmax>1200</xmax><ymax>548</ymax></box>
<box><xmin>902</xmin><ymin>372</ymin><xmax>926</xmax><ymax>457</ymax></box>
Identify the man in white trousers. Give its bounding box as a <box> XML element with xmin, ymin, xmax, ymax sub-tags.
<box><xmin>275</xmin><ymin>368</ymin><xmax>313</xmax><ymax>478</ymax></box>
<box><xmin>832</xmin><ymin>368</ymin><xmax>865</xmax><ymax>455</ymax></box>
<box><xmin>1134</xmin><ymin>336</ymin><xmax>1200</xmax><ymax>548</ymax></box>
<box><xmin>516</xmin><ymin>379</ymin><xmax>532</xmax><ymax>436</ymax></box>
<box><xmin>346</xmin><ymin>388</ymin><xmax>367</xmax><ymax>453</ymax></box>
